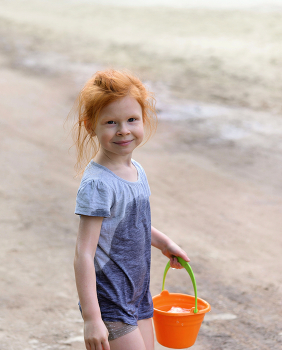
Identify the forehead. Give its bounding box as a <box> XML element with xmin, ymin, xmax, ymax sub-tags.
<box><xmin>99</xmin><ymin>96</ymin><xmax>142</xmax><ymax>119</ymax></box>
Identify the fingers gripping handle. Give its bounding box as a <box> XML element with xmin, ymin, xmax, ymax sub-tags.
<box><xmin>161</xmin><ymin>257</ymin><xmax>198</xmax><ymax>313</ymax></box>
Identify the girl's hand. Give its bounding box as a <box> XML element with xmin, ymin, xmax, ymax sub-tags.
<box><xmin>161</xmin><ymin>242</ymin><xmax>190</xmax><ymax>269</ymax></box>
<box><xmin>84</xmin><ymin>318</ymin><xmax>110</xmax><ymax>350</ymax></box>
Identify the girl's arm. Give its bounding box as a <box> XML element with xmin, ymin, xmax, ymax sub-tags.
<box><xmin>74</xmin><ymin>215</ymin><xmax>110</xmax><ymax>350</ymax></box>
<box><xmin>151</xmin><ymin>225</ymin><xmax>190</xmax><ymax>268</ymax></box>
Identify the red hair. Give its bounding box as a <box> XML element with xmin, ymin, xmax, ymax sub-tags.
<box><xmin>69</xmin><ymin>69</ymin><xmax>157</xmax><ymax>174</ymax></box>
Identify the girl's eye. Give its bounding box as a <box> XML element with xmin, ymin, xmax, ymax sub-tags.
<box><xmin>128</xmin><ymin>118</ymin><xmax>136</xmax><ymax>122</ymax></box>
<box><xmin>107</xmin><ymin>121</ymin><xmax>116</xmax><ymax>125</ymax></box>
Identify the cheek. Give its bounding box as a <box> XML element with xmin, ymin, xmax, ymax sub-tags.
<box><xmin>96</xmin><ymin>128</ymin><xmax>114</xmax><ymax>144</ymax></box>
<box><xmin>136</xmin><ymin>125</ymin><xmax>145</xmax><ymax>141</ymax></box>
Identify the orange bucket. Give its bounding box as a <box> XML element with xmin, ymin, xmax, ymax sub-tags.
<box><xmin>153</xmin><ymin>257</ymin><xmax>211</xmax><ymax>349</ymax></box>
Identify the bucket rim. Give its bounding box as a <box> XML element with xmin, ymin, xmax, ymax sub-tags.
<box><xmin>153</xmin><ymin>292</ymin><xmax>211</xmax><ymax>315</ymax></box>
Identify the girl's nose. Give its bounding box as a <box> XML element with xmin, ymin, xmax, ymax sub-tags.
<box><xmin>117</xmin><ymin>123</ymin><xmax>130</xmax><ymax>135</ymax></box>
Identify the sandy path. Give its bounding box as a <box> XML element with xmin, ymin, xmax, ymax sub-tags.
<box><xmin>0</xmin><ymin>59</ymin><xmax>281</xmax><ymax>350</ymax></box>
<box><xmin>1</xmin><ymin>2</ymin><xmax>282</xmax><ymax>349</ymax></box>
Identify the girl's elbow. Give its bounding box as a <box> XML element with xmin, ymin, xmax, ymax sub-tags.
<box><xmin>74</xmin><ymin>250</ymin><xmax>94</xmax><ymax>270</ymax></box>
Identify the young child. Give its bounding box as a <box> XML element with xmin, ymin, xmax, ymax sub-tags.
<box><xmin>72</xmin><ymin>69</ymin><xmax>190</xmax><ymax>350</ymax></box>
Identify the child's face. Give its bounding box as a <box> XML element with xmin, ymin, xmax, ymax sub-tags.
<box><xmin>94</xmin><ymin>95</ymin><xmax>144</xmax><ymax>159</ymax></box>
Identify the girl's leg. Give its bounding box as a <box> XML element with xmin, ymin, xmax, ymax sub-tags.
<box><xmin>137</xmin><ymin>318</ymin><xmax>154</xmax><ymax>350</ymax></box>
<box><xmin>109</xmin><ymin>319</ymin><xmax>154</xmax><ymax>350</ymax></box>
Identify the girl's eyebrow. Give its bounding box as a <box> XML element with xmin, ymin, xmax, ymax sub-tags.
<box><xmin>99</xmin><ymin>114</ymin><xmax>115</xmax><ymax>121</ymax></box>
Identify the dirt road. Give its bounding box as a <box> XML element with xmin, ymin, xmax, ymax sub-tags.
<box><xmin>0</xmin><ymin>60</ymin><xmax>281</xmax><ymax>350</ymax></box>
<box><xmin>1</xmin><ymin>1</ymin><xmax>282</xmax><ymax>349</ymax></box>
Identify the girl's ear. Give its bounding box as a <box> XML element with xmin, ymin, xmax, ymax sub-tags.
<box><xmin>84</xmin><ymin>120</ymin><xmax>96</xmax><ymax>135</ymax></box>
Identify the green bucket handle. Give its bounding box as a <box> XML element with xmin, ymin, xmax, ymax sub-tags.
<box><xmin>162</xmin><ymin>257</ymin><xmax>198</xmax><ymax>314</ymax></box>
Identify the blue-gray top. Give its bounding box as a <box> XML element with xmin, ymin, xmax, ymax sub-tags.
<box><xmin>75</xmin><ymin>160</ymin><xmax>153</xmax><ymax>325</ymax></box>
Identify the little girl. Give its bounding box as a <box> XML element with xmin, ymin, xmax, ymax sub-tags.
<box><xmin>72</xmin><ymin>69</ymin><xmax>190</xmax><ymax>350</ymax></box>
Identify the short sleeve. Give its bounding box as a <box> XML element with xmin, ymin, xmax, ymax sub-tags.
<box><xmin>75</xmin><ymin>180</ymin><xmax>113</xmax><ymax>217</ymax></box>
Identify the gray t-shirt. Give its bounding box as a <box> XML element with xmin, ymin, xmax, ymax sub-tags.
<box><xmin>75</xmin><ymin>160</ymin><xmax>153</xmax><ymax>325</ymax></box>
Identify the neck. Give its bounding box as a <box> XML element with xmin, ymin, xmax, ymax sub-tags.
<box><xmin>95</xmin><ymin>150</ymin><xmax>133</xmax><ymax>170</ymax></box>
<box><xmin>94</xmin><ymin>150</ymin><xmax>138</xmax><ymax>182</ymax></box>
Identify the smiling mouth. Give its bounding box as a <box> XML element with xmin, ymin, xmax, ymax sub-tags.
<box><xmin>113</xmin><ymin>140</ymin><xmax>133</xmax><ymax>146</ymax></box>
